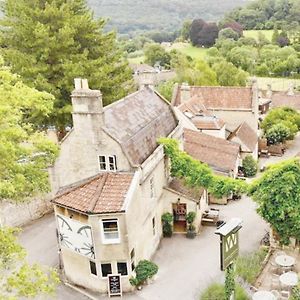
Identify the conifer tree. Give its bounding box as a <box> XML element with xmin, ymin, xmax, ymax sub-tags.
<box><xmin>0</xmin><ymin>0</ymin><xmax>134</xmax><ymax>130</ymax></box>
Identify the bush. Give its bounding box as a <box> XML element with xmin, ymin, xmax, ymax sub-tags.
<box><xmin>129</xmin><ymin>260</ymin><xmax>158</xmax><ymax>286</ymax></box>
<box><xmin>161</xmin><ymin>212</ymin><xmax>173</xmax><ymax>237</ymax></box>
<box><xmin>242</xmin><ymin>155</ymin><xmax>257</xmax><ymax>177</ymax></box>
<box><xmin>235</xmin><ymin>249</ymin><xmax>267</xmax><ymax>284</ymax></box>
<box><xmin>265</xmin><ymin>123</ymin><xmax>291</xmax><ymax>145</ymax></box>
<box><xmin>200</xmin><ymin>283</ymin><xmax>249</xmax><ymax>300</ymax></box>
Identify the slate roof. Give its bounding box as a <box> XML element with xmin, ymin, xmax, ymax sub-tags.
<box><xmin>167</xmin><ymin>178</ymin><xmax>204</xmax><ymax>202</ymax></box>
<box><xmin>271</xmin><ymin>92</ymin><xmax>300</xmax><ymax>110</ymax></box>
<box><xmin>178</xmin><ymin>96</ymin><xmax>225</xmax><ymax>130</ymax></box>
<box><xmin>183</xmin><ymin>129</ymin><xmax>240</xmax><ymax>173</ymax></box>
<box><xmin>103</xmin><ymin>87</ymin><xmax>178</xmax><ymax>166</ymax></box>
<box><xmin>52</xmin><ymin>173</ymin><xmax>134</xmax><ymax>214</ymax></box>
<box><xmin>228</xmin><ymin>122</ymin><xmax>258</xmax><ymax>152</ymax></box>
<box><xmin>173</xmin><ymin>85</ymin><xmax>253</xmax><ymax>110</ymax></box>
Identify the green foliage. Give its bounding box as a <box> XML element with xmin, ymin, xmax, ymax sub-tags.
<box><xmin>156</xmin><ymin>80</ymin><xmax>174</xmax><ymax>102</ymax></box>
<box><xmin>261</xmin><ymin>107</ymin><xmax>300</xmax><ymax>139</ymax></box>
<box><xmin>200</xmin><ymin>283</ymin><xmax>249</xmax><ymax>300</ymax></box>
<box><xmin>242</xmin><ymin>155</ymin><xmax>258</xmax><ymax>177</ymax></box>
<box><xmin>161</xmin><ymin>212</ymin><xmax>173</xmax><ymax>237</ymax></box>
<box><xmin>159</xmin><ymin>138</ymin><xmax>247</xmax><ymax>199</ymax></box>
<box><xmin>0</xmin><ymin>59</ymin><xmax>59</xmax><ymax>201</ymax></box>
<box><xmin>225</xmin><ymin>265</ymin><xmax>235</xmax><ymax>300</ymax></box>
<box><xmin>129</xmin><ymin>260</ymin><xmax>158</xmax><ymax>286</ymax></box>
<box><xmin>235</xmin><ymin>248</ymin><xmax>267</xmax><ymax>284</ymax></box>
<box><xmin>0</xmin><ymin>227</ymin><xmax>59</xmax><ymax>299</ymax></box>
<box><xmin>265</xmin><ymin>123</ymin><xmax>291</xmax><ymax>145</ymax></box>
<box><xmin>144</xmin><ymin>43</ymin><xmax>171</xmax><ymax>68</ymax></box>
<box><xmin>249</xmin><ymin>159</ymin><xmax>300</xmax><ymax>245</ymax></box>
<box><xmin>219</xmin><ymin>28</ymin><xmax>239</xmax><ymax>41</ymax></box>
<box><xmin>181</xmin><ymin>20</ymin><xmax>192</xmax><ymax>41</ymax></box>
<box><xmin>291</xmin><ymin>284</ymin><xmax>300</xmax><ymax>300</ymax></box>
<box><xmin>186</xmin><ymin>211</ymin><xmax>196</xmax><ymax>232</ymax></box>
<box><xmin>0</xmin><ymin>0</ymin><xmax>134</xmax><ymax>129</ymax></box>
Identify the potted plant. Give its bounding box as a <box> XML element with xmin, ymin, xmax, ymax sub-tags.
<box><xmin>186</xmin><ymin>211</ymin><xmax>196</xmax><ymax>239</ymax></box>
<box><xmin>161</xmin><ymin>212</ymin><xmax>173</xmax><ymax>237</ymax></box>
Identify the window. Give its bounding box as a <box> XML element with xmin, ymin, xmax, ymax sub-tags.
<box><xmin>150</xmin><ymin>177</ymin><xmax>155</xmax><ymax>198</ymax></box>
<box><xmin>98</xmin><ymin>155</ymin><xmax>117</xmax><ymax>171</ymax></box>
<box><xmin>89</xmin><ymin>261</ymin><xmax>97</xmax><ymax>276</ymax></box>
<box><xmin>117</xmin><ymin>262</ymin><xmax>128</xmax><ymax>276</ymax></box>
<box><xmin>101</xmin><ymin>219</ymin><xmax>120</xmax><ymax>243</ymax></box>
<box><xmin>101</xmin><ymin>263</ymin><xmax>112</xmax><ymax>277</ymax></box>
<box><xmin>130</xmin><ymin>249</ymin><xmax>135</xmax><ymax>271</ymax></box>
<box><xmin>99</xmin><ymin>156</ymin><xmax>106</xmax><ymax>170</ymax></box>
<box><xmin>152</xmin><ymin>217</ymin><xmax>156</xmax><ymax>235</ymax></box>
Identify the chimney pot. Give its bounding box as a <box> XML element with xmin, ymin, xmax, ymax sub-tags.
<box><xmin>82</xmin><ymin>79</ymin><xmax>89</xmax><ymax>89</ymax></box>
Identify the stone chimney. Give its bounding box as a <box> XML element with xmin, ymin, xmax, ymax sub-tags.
<box><xmin>251</xmin><ymin>77</ymin><xmax>259</xmax><ymax>129</ymax></box>
<box><xmin>138</xmin><ymin>71</ymin><xmax>155</xmax><ymax>89</ymax></box>
<box><xmin>287</xmin><ymin>83</ymin><xmax>295</xmax><ymax>96</ymax></box>
<box><xmin>71</xmin><ymin>78</ymin><xmax>103</xmax><ymax>142</ymax></box>
<box><xmin>180</xmin><ymin>82</ymin><xmax>191</xmax><ymax>103</ymax></box>
<box><xmin>266</xmin><ymin>84</ymin><xmax>272</xmax><ymax>99</ymax></box>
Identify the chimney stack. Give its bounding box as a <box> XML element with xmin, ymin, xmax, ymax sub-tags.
<box><xmin>266</xmin><ymin>84</ymin><xmax>272</xmax><ymax>99</ymax></box>
<box><xmin>180</xmin><ymin>82</ymin><xmax>191</xmax><ymax>103</ymax></box>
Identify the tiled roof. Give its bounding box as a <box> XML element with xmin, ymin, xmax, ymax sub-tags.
<box><xmin>173</xmin><ymin>85</ymin><xmax>253</xmax><ymax>110</ymax></box>
<box><xmin>271</xmin><ymin>92</ymin><xmax>300</xmax><ymax>110</ymax></box>
<box><xmin>103</xmin><ymin>87</ymin><xmax>178</xmax><ymax>166</ymax></box>
<box><xmin>178</xmin><ymin>97</ymin><xmax>225</xmax><ymax>130</ymax></box>
<box><xmin>183</xmin><ymin>129</ymin><xmax>240</xmax><ymax>173</ymax></box>
<box><xmin>129</xmin><ymin>63</ymin><xmax>156</xmax><ymax>73</ymax></box>
<box><xmin>167</xmin><ymin>178</ymin><xmax>204</xmax><ymax>201</ymax></box>
<box><xmin>52</xmin><ymin>173</ymin><xmax>134</xmax><ymax>214</ymax></box>
<box><xmin>228</xmin><ymin>122</ymin><xmax>258</xmax><ymax>152</ymax></box>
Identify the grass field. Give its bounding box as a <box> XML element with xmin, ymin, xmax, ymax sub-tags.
<box><xmin>256</xmin><ymin>77</ymin><xmax>300</xmax><ymax>91</ymax></box>
<box><xmin>243</xmin><ymin>30</ymin><xmax>274</xmax><ymax>41</ymax></box>
<box><xmin>165</xmin><ymin>42</ymin><xmax>208</xmax><ymax>60</ymax></box>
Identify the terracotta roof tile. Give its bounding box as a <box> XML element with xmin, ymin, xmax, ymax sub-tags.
<box><xmin>228</xmin><ymin>122</ymin><xmax>258</xmax><ymax>152</ymax></box>
<box><xmin>174</xmin><ymin>85</ymin><xmax>253</xmax><ymax>110</ymax></box>
<box><xmin>167</xmin><ymin>178</ymin><xmax>204</xmax><ymax>201</ymax></box>
<box><xmin>52</xmin><ymin>173</ymin><xmax>134</xmax><ymax>214</ymax></box>
<box><xmin>184</xmin><ymin>129</ymin><xmax>240</xmax><ymax>173</ymax></box>
<box><xmin>272</xmin><ymin>92</ymin><xmax>300</xmax><ymax>110</ymax></box>
<box><xmin>104</xmin><ymin>88</ymin><xmax>177</xmax><ymax>165</ymax></box>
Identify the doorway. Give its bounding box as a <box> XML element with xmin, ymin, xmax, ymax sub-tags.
<box><xmin>172</xmin><ymin>203</ymin><xmax>187</xmax><ymax>233</ymax></box>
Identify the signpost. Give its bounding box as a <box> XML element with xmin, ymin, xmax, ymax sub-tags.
<box><xmin>215</xmin><ymin>218</ymin><xmax>242</xmax><ymax>300</ymax></box>
<box><xmin>108</xmin><ymin>274</ymin><xmax>122</xmax><ymax>297</ymax></box>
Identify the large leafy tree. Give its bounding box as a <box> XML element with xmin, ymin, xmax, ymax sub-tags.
<box><xmin>249</xmin><ymin>159</ymin><xmax>300</xmax><ymax>245</ymax></box>
<box><xmin>0</xmin><ymin>57</ymin><xmax>59</xmax><ymax>201</ymax></box>
<box><xmin>0</xmin><ymin>227</ymin><xmax>59</xmax><ymax>299</ymax></box>
<box><xmin>0</xmin><ymin>0</ymin><xmax>134</xmax><ymax>129</ymax></box>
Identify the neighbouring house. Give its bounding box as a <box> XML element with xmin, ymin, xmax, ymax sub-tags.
<box><xmin>183</xmin><ymin>129</ymin><xmax>240</xmax><ymax>178</ymax></box>
<box><xmin>50</xmin><ymin>79</ymin><xmax>208</xmax><ymax>295</ymax></box>
<box><xmin>177</xmin><ymin>97</ymin><xmax>226</xmax><ymax>139</ymax></box>
<box><xmin>227</xmin><ymin>122</ymin><xmax>258</xmax><ymax>159</ymax></box>
<box><xmin>172</xmin><ymin>82</ymin><xmax>259</xmax><ymax>135</ymax></box>
<box><xmin>271</xmin><ymin>89</ymin><xmax>300</xmax><ymax>111</ymax></box>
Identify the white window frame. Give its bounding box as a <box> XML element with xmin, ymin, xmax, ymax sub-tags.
<box><xmin>98</xmin><ymin>155</ymin><xmax>117</xmax><ymax>172</ymax></box>
<box><xmin>101</xmin><ymin>219</ymin><xmax>120</xmax><ymax>244</ymax></box>
<box><xmin>117</xmin><ymin>261</ymin><xmax>129</xmax><ymax>277</ymax></box>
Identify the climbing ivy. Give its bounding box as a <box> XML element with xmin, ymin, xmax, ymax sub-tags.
<box><xmin>159</xmin><ymin>138</ymin><xmax>247</xmax><ymax>199</ymax></box>
<box><xmin>225</xmin><ymin>264</ymin><xmax>235</xmax><ymax>300</ymax></box>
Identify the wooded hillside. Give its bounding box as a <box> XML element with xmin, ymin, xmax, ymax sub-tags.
<box><xmin>87</xmin><ymin>0</ymin><xmax>250</xmax><ymax>36</ymax></box>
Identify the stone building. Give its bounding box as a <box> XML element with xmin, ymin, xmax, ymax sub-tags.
<box><xmin>50</xmin><ymin>79</ymin><xmax>208</xmax><ymax>295</ymax></box>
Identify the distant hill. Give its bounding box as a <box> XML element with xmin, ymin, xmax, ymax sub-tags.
<box><xmin>87</xmin><ymin>0</ymin><xmax>251</xmax><ymax>36</ymax></box>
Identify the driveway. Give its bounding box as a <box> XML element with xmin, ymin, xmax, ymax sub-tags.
<box><xmin>19</xmin><ymin>196</ymin><xmax>267</xmax><ymax>300</ymax></box>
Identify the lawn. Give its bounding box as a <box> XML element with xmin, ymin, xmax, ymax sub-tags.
<box><xmin>257</xmin><ymin>77</ymin><xmax>300</xmax><ymax>91</ymax></box>
<box><xmin>243</xmin><ymin>30</ymin><xmax>275</xmax><ymax>41</ymax></box>
<box><xmin>127</xmin><ymin>55</ymin><xmax>145</xmax><ymax>64</ymax></box>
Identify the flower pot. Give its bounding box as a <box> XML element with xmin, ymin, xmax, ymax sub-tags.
<box><xmin>186</xmin><ymin>230</ymin><xmax>196</xmax><ymax>239</ymax></box>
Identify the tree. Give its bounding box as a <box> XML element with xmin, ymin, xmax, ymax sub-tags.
<box><xmin>249</xmin><ymin>159</ymin><xmax>300</xmax><ymax>245</ymax></box>
<box><xmin>0</xmin><ymin>227</ymin><xmax>59</xmax><ymax>298</ymax></box>
<box><xmin>218</xmin><ymin>28</ymin><xmax>239</xmax><ymax>41</ymax></box>
<box><xmin>190</xmin><ymin>19</ymin><xmax>206</xmax><ymax>46</ymax></box>
<box><xmin>0</xmin><ymin>0</ymin><xmax>134</xmax><ymax>130</ymax></box>
<box><xmin>222</xmin><ymin>21</ymin><xmax>243</xmax><ymax>37</ymax></box>
<box><xmin>197</xmin><ymin>23</ymin><xmax>219</xmax><ymax>47</ymax></box>
<box><xmin>242</xmin><ymin>155</ymin><xmax>257</xmax><ymax>177</ymax></box>
<box><xmin>265</xmin><ymin>123</ymin><xmax>291</xmax><ymax>145</ymax></box>
<box><xmin>181</xmin><ymin>20</ymin><xmax>192</xmax><ymax>41</ymax></box>
<box><xmin>144</xmin><ymin>43</ymin><xmax>171</xmax><ymax>68</ymax></box>
<box><xmin>156</xmin><ymin>80</ymin><xmax>174</xmax><ymax>102</ymax></box>
<box><xmin>0</xmin><ymin>58</ymin><xmax>59</xmax><ymax>201</ymax></box>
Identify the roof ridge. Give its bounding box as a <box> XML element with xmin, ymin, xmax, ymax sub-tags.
<box><xmin>87</xmin><ymin>173</ymin><xmax>108</xmax><ymax>213</ymax></box>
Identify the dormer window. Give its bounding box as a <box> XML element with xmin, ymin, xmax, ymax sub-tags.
<box><xmin>98</xmin><ymin>155</ymin><xmax>117</xmax><ymax>171</ymax></box>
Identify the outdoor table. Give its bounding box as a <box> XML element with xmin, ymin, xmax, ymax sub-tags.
<box><xmin>252</xmin><ymin>290</ymin><xmax>276</xmax><ymax>300</ymax></box>
<box><xmin>275</xmin><ymin>255</ymin><xmax>295</xmax><ymax>267</ymax></box>
<box><xmin>279</xmin><ymin>271</ymin><xmax>298</xmax><ymax>287</ymax></box>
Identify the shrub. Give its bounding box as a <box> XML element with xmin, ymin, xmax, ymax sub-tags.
<box><xmin>129</xmin><ymin>260</ymin><xmax>158</xmax><ymax>286</ymax></box>
<box><xmin>161</xmin><ymin>212</ymin><xmax>173</xmax><ymax>237</ymax></box>
<box><xmin>235</xmin><ymin>249</ymin><xmax>267</xmax><ymax>284</ymax></box>
<box><xmin>265</xmin><ymin>123</ymin><xmax>291</xmax><ymax>145</ymax></box>
<box><xmin>242</xmin><ymin>155</ymin><xmax>257</xmax><ymax>177</ymax></box>
<box><xmin>186</xmin><ymin>211</ymin><xmax>196</xmax><ymax>230</ymax></box>
<box><xmin>200</xmin><ymin>283</ymin><xmax>249</xmax><ymax>300</ymax></box>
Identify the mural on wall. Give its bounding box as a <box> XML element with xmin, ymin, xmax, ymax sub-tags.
<box><xmin>57</xmin><ymin>214</ymin><xmax>95</xmax><ymax>259</ymax></box>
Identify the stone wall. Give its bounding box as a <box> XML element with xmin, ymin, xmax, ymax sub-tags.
<box><xmin>0</xmin><ymin>197</ymin><xmax>53</xmax><ymax>227</ymax></box>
